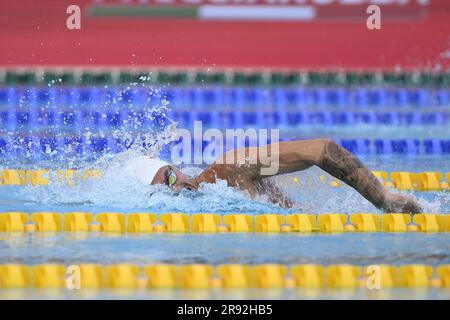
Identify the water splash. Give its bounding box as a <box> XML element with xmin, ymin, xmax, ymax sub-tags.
<box><xmin>0</xmin><ymin>85</ymin><xmax>177</xmax><ymax>167</ymax></box>
<box><xmin>11</xmin><ymin>159</ymin><xmax>449</xmax><ymax>214</ymax></box>
<box><xmin>1</xmin><ymin>84</ymin><xmax>449</xmax><ymax>214</ymax></box>
<box><xmin>14</xmin><ymin>153</ymin><xmax>290</xmax><ymax>213</ymax></box>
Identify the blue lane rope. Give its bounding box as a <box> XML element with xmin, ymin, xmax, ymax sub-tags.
<box><xmin>0</xmin><ymin>110</ymin><xmax>449</xmax><ymax>128</ymax></box>
<box><xmin>0</xmin><ymin>136</ymin><xmax>449</xmax><ymax>157</ymax></box>
<box><xmin>1</xmin><ymin>86</ymin><xmax>449</xmax><ymax>109</ymax></box>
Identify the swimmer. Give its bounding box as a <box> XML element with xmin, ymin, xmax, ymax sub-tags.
<box><xmin>136</xmin><ymin>139</ymin><xmax>422</xmax><ymax>214</ymax></box>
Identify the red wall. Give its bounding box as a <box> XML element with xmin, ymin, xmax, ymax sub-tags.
<box><xmin>0</xmin><ymin>0</ymin><xmax>449</xmax><ymax>69</ymax></box>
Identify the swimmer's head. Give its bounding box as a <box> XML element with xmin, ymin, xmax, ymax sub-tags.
<box><xmin>150</xmin><ymin>162</ymin><xmax>198</xmax><ymax>191</ymax></box>
<box><xmin>123</xmin><ymin>156</ymin><xmax>198</xmax><ymax>190</ymax></box>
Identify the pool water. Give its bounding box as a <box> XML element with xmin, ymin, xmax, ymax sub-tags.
<box><xmin>1</xmin><ymin>154</ymin><xmax>449</xmax><ymax>214</ymax></box>
<box><xmin>0</xmin><ymin>84</ymin><xmax>449</xmax><ymax>299</ymax></box>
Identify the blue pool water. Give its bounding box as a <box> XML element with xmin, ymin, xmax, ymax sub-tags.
<box><xmin>1</xmin><ymin>153</ymin><xmax>449</xmax><ymax>214</ymax></box>
<box><xmin>0</xmin><ymin>231</ymin><xmax>449</xmax><ymax>299</ymax></box>
<box><xmin>0</xmin><ymin>84</ymin><xmax>449</xmax><ymax>299</ymax></box>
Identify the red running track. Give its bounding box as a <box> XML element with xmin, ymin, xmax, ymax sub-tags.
<box><xmin>0</xmin><ymin>0</ymin><xmax>449</xmax><ymax>70</ymax></box>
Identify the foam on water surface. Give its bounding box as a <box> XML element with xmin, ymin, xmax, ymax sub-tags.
<box><xmin>2</xmin><ymin>159</ymin><xmax>447</xmax><ymax>214</ymax></box>
<box><xmin>0</xmin><ymin>85</ymin><xmax>449</xmax><ymax>213</ymax></box>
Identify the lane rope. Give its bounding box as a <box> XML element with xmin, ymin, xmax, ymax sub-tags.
<box><xmin>0</xmin><ymin>263</ymin><xmax>448</xmax><ymax>289</ymax></box>
<box><xmin>1</xmin><ymin>169</ymin><xmax>449</xmax><ymax>191</ymax></box>
<box><xmin>0</xmin><ymin>212</ymin><xmax>448</xmax><ymax>233</ymax></box>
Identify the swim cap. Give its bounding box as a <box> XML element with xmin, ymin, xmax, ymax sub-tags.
<box><xmin>123</xmin><ymin>156</ymin><xmax>169</xmax><ymax>185</ymax></box>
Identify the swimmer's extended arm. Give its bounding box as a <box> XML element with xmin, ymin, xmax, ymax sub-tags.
<box><xmin>209</xmin><ymin>139</ymin><xmax>422</xmax><ymax>214</ymax></box>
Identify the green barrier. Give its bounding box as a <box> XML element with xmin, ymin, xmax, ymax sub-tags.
<box><xmin>38</xmin><ymin>71</ymin><xmax>75</xmax><ymax>86</ymax></box>
<box><xmin>360</xmin><ymin>72</ymin><xmax>378</xmax><ymax>86</ymax></box>
<box><xmin>195</xmin><ymin>72</ymin><xmax>208</xmax><ymax>84</ymax></box>
<box><xmin>81</xmin><ymin>72</ymin><xmax>114</xmax><ymax>86</ymax></box>
<box><xmin>437</xmin><ymin>73</ymin><xmax>450</xmax><ymax>86</ymax></box>
<box><xmin>210</xmin><ymin>72</ymin><xmax>227</xmax><ymax>85</ymax></box>
<box><xmin>232</xmin><ymin>72</ymin><xmax>247</xmax><ymax>86</ymax></box>
<box><xmin>60</xmin><ymin>72</ymin><xmax>76</xmax><ymax>85</ymax></box>
<box><xmin>270</xmin><ymin>72</ymin><xmax>285</xmax><ymax>86</ymax></box>
<box><xmin>1</xmin><ymin>69</ymin><xmax>449</xmax><ymax>87</ymax></box>
<box><xmin>4</xmin><ymin>71</ymin><xmax>18</xmax><ymax>85</ymax></box>
<box><xmin>119</xmin><ymin>71</ymin><xmax>134</xmax><ymax>84</ymax></box>
<box><xmin>307</xmin><ymin>72</ymin><xmax>323</xmax><ymax>86</ymax></box>
<box><xmin>80</xmin><ymin>72</ymin><xmax>95</xmax><ymax>85</ymax></box>
<box><xmin>138</xmin><ymin>71</ymin><xmax>153</xmax><ymax>84</ymax></box>
<box><xmin>41</xmin><ymin>72</ymin><xmax>58</xmax><ymax>85</ymax></box>
<box><xmin>398</xmin><ymin>73</ymin><xmax>415</xmax><ymax>87</ymax></box>
<box><xmin>172</xmin><ymin>72</ymin><xmax>189</xmax><ymax>85</ymax></box>
<box><xmin>247</xmin><ymin>72</ymin><xmax>264</xmax><ymax>85</ymax></box>
<box><xmin>157</xmin><ymin>71</ymin><xmax>171</xmax><ymax>85</ymax></box>
<box><xmin>345</xmin><ymin>72</ymin><xmax>359</xmax><ymax>86</ymax></box>
<box><xmin>5</xmin><ymin>71</ymin><xmax>36</xmax><ymax>86</ymax></box>
<box><xmin>323</xmin><ymin>72</ymin><xmax>341</xmax><ymax>85</ymax></box>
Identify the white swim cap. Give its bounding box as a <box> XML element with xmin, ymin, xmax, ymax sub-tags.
<box><xmin>122</xmin><ymin>156</ymin><xmax>170</xmax><ymax>185</ymax></box>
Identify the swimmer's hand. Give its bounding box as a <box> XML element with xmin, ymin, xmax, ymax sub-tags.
<box><xmin>382</xmin><ymin>193</ymin><xmax>422</xmax><ymax>214</ymax></box>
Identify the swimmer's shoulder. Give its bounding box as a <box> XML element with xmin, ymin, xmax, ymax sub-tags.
<box><xmin>194</xmin><ymin>163</ymin><xmax>253</xmax><ymax>186</ymax></box>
